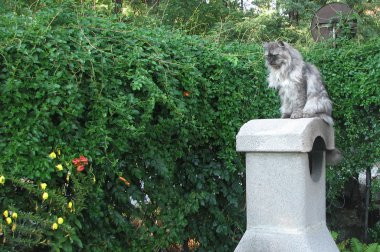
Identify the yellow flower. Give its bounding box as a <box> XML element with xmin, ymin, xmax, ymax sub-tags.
<box><xmin>0</xmin><ymin>175</ymin><xmax>5</xmax><ymax>185</ymax></box>
<box><xmin>68</xmin><ymin>201</ymin><xmax>73</xmax><ymax>209</ymax></box>
<box><xmin>66</xmin><ymin>171</ymin><xmax>71</xmax><ymax>182</ymax></box>
<box><xmin>3</xmin><ymin>210</ymin><xmax>9</xmax><ymax>218</ymax></box>
<box><xmin>11</xmin><ymin>223</ymin><xmax>16</xmax><ymax>232</ymax></box>
<box><xmin>6</xmin><ymin>217</ymin><xmax>12</xmax><ymax>225</ymax></box>
<box><xmin>40</xmin><ymin>183</ymin><xmax>47</xmax><ymax>190</ymax></box>
<box><xmin>57</xmin><ymin>149</ymin><xmax>61</xmax><ymax>155</ymax></box>
<box><xmin>56</xmin><ymin>164</ymin><xmax>63</xmax><ymax>171</ymax></box>
<box><xmin>51</xmin><ymin>223</ymin><xmax>58</xmax><ymax>230</ymax></box>
<box><xmin>11</xmin><ymin>212</ymin><xmax>17</xmax><ymax>219</ymax></box>
<box><xmin>49</xmin><ymin>152</ymin><xmax>57</xmax><ymax>159</ymax></box>
<box><xmin>57</xmin><ymin>217</ymin><xmax>64</xmax><ymax>225</ymax></box>
<box><xmin>42</xmin><ymin>192</ymin><xmax>49</xmax><ymax>201</ymax></box>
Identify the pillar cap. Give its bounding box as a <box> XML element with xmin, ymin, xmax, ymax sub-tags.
<box><xmin>236</xmin><ymin>118</ymin><xmax>335</xmax><ymax>152</ymax></box>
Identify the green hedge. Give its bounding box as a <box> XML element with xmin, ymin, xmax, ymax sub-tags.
<box><xmin>305</xmin><ymin>40</ymin><xmax>380</xmax><ymax>205</ymax></box>
<box><xmin>1</xmin><ymin>3</ymin><xmax>380</xmax><ymax>251</ymax></box>
<box><xmin>0</xmin><ymin>4</ymin><xmax>276</xmax><ymax>251</ymax></box>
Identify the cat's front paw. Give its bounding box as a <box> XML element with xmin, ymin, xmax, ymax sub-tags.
<box><xmin>281</xmin><ymin>113</ymin><xmax>291</xmax><ymax>119</ymax></box>
<box><xmin>290</xmin><ymin>111</ymin><xmax>303</xmax><ymax>119</ymax></box>
<box><xmin>303</xmin><ymin>112</ymin><xmax>316</xmax><ymax>118</ymax></box>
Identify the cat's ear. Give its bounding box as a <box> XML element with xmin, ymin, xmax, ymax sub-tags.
<box><xmin>263</xmin><ymin>42</ymin><xmax>268</xmax><ymax>49</ymax></box>
<box><xmin>278</xmin><ymin>41</ymin><xmax>285</xmax><ymax>47</ymax></box>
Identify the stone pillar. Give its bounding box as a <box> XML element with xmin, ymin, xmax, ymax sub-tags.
<box><xmin>235</xmin><ymin>118</ymin><xmax>339</xmax><ymax>252</ymax></box>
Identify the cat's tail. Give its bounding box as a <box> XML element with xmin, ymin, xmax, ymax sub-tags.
<box><xmin>319</xmin><ymin>114</ymin><xmax>334</xmax><ymax>126</ymax></box>
<box><xmin>326</xmin><ymin>148</ymin><xmax>343</xmax><ymax>166</ymax></box>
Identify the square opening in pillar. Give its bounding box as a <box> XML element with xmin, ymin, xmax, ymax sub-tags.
<box><xmin>308</xmin><ymin>136</ymin><xmax>325</xmax><ymax>182</ymax></box>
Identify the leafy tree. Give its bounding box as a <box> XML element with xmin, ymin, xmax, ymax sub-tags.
<box><xmin>154</xmin><ymin>0</ymin><xmax>242</xmax><ymax>34</ymax></box>
<box><xmin>251</xmin><ymin>0</ymin><xmax>319</xmax><ymax>24</ymax></box>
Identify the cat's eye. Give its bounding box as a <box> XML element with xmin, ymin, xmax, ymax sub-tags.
<box><xmin>266</xmin><ymin>54</ymin><xmax>278</xmax><ymax>59</ymax></box>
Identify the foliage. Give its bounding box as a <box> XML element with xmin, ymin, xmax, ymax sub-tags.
<box><xmin>0</xmin><ymin>2</ymin><xmax>274</xmax><ymax>251</ymax></box>
<box><xmin>303</xmin><ymin>39</ymin><xmax>380</xmax><ymax>209</ymax></box>
<box><xmin>252</xmin><ymin>0</ymin><xmax>319</xmax><ymax>19</ymax></box>
<box><xmin>369</xmin><ymin>221</ymin><xmax>380</xmax><ymax>242</ymax></box>
<box><xmin>0</xmin><ymin>150</ymin><xmax>86</xmax><ymax>251</ymax></box>
<box><xmin>209</xmin><ymin>10</ymin><xmax>311</xmax><ymax>44</ymax></box>
<box><xmin>333</xmin><ymin>232</ymin><xmax>380</xmax><ymax>252</ymax></box>
<box><xmin>337</xmin><ymin>237</ymin><xmax>380</xmax><ymax>252</ymax></box>
<box><xmin>153</xmin><ymin>0</ymin><xmax>242</xmax><ymax>35</ymax></box>
<box><xmin>355</xmin><ymin>2</ymin><xmax>380</xmax><ymax>40</ymax></box>
<box><xmin>213</xmin><ymin>0</ymin><xmax>380</xmax><ymax>44</ymax></box>
<box><xmin>1</xmin><ymin>1</ymin><xmax>380</xmax><ymax>251</ymax></box>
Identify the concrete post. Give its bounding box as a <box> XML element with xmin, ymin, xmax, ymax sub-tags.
<box><xmin>235</xmin><ymin>118</ymin><xmax>339</xmax><ymax>252</ymax></box>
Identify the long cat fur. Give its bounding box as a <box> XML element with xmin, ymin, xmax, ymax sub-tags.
<box><xmin>264</xmin><ymin>41</ymin><xmax>342</xmax><ymax>165</ymax></box>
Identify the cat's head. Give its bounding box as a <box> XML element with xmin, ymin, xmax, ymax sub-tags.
<box><xmin>263</xmin><ymin>41</ymin><xmax>301</xmax><ymax>70</ymax></box>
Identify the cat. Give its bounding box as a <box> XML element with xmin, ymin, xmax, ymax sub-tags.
<box><xmin>264</xmin><ymin>41</ymin><xmax>342</xmax><ymax>165</ymax></box>
<box><xmin>264</xmin><ymin>41</ymin><xmax>333</xmax><ymax>125</ymax></box>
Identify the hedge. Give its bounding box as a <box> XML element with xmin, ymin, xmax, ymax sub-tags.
<box><xmin>0</xmin><ymin>2</ymin><xmax>380</xmax><ymax>251</ymax></box>
<box><xmin>306</xmin><ymin>40</ymin><xmax>380</xmax><ymax>205</ymax></box>
<box><xmin>0</xmin><ymin>4</ymin><xmax>276</xmax><ymax>251</ymax></box>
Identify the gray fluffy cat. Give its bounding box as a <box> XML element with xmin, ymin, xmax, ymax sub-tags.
<box><xmin>264</xmin><ymin>41</ymin><xmax>342</xmax><ymax>164</ymax></box>
<box><xmin>264</xmin><ymin>41</ymin><xmax>333</xmax><ymax>125</ymax></box>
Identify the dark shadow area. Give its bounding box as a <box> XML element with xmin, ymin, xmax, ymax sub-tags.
<box><xmin>309</xmin><ymin>136</ymin><xmax>325</xmax><ymax>182</ymax></box>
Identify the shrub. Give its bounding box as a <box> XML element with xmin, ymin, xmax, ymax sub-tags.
<box><xmin>0</xmin><ymin>3</ymin><xmax>275</xmax><ymax>251</ymax></box>
<box><xmin>1</xmin><ymin>2</ymin><xmax>380</xmax><ymax>251</ymax></box>
<box><xmin>210</xmin><ymin>11</ymin><xmax>310</xmax><ymax>44</ymax></box>
<box><xmin>336</xmin><ymin>236</ymin><xmax>380</xmax><ymax>252</ymax></box>
<box><xmin>304</xmin><ymin>40</ymin><xmax>380</xmax><ymax>208</ymax></box>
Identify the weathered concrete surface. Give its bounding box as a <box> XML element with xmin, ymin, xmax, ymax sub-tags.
<box><xmin>235</xmin><ymin>224</ymin><xmax>337</xmax><ymax>252</ymax></box>
<box><xmin>235</xmin><ymin>118</ymin><xmax>338</xmax><ymax>252</ymax></box>
<box><xmin>236</xmin><ymin>118</ymin><xmax>335</xmax><ymax>153</ymax></box>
